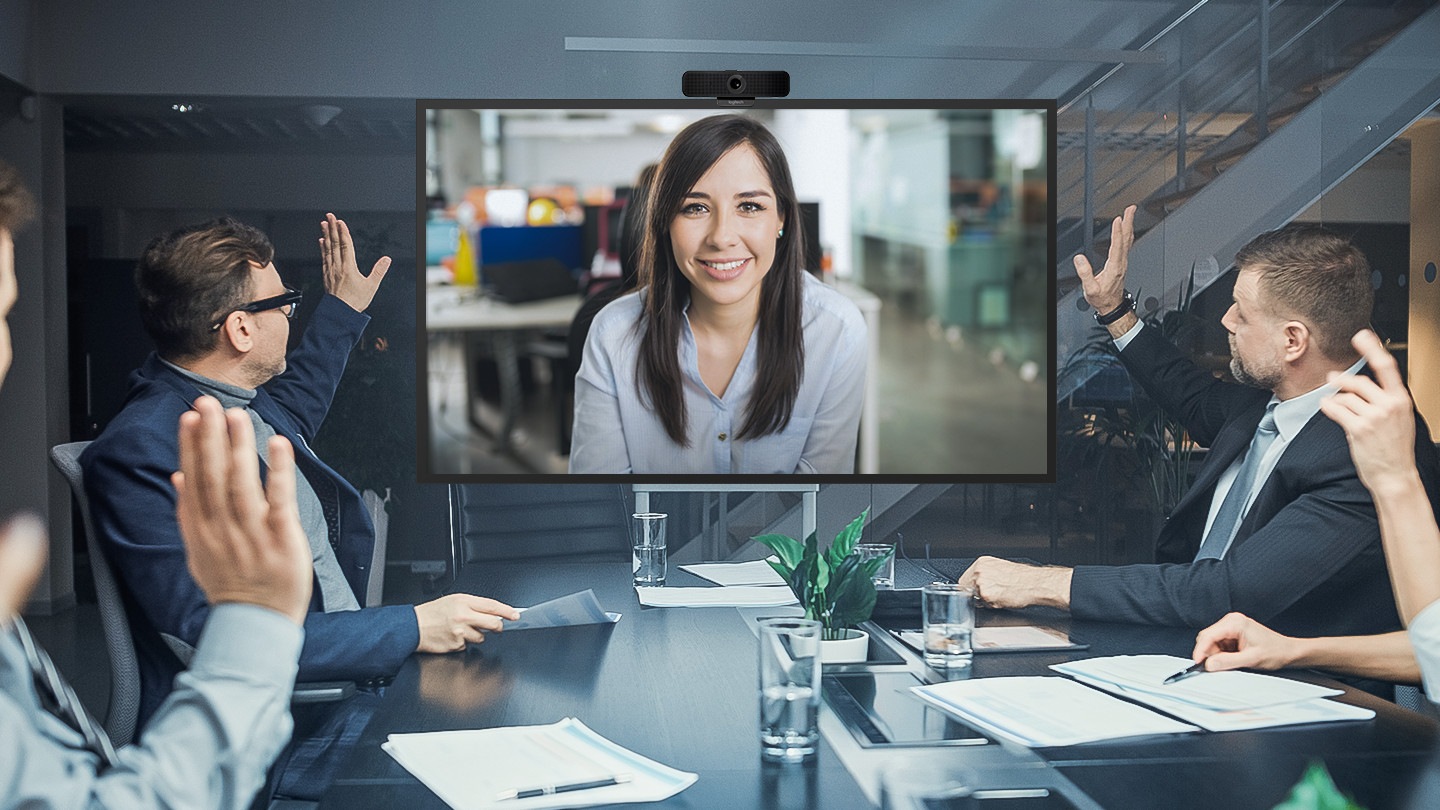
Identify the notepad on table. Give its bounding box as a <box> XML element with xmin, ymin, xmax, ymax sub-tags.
<box><xmin>635</xmin><ymin>586</ymin><xmax>798</xmax><ymax>607</ymax></box>
<box><xmin>382</xmin><ymin>717</ymin><xmax>696</xmax><ymax>810</ymax></box>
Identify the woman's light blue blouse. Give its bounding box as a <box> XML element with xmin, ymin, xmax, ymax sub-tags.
<box><xmin>570</xmin><ymin>273</ymin><xmax>867</xmax><ymax>474</ymax></box>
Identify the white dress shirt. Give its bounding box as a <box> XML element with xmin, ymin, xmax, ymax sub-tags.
<box><xmin>1408</xmin><ymin>599</ymin><xmax>1440</xmax><ymax>702</ymax></box>
<box><xmin>1116</xmin><ymin>321</ymin><xmax>1365</xmax><ymax>558</ymax></box>
<box><xmin>571</xmin><ymin>272</ymin><xmax>867</xmax><ymax>474</ymax></box>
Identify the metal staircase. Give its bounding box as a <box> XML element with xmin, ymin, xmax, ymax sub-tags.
<box><xmin>1056</xmin><ymin>0</ymin><xmax>1440</xmax><ymax>400</ymax></box>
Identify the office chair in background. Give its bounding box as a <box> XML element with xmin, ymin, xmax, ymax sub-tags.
<box><xmin>49</xmin><ymin>441</ymin><xmax>142</xmax><ymax>746</ymax></box>
<box><xmin>50</xmin><ymin>442</ymin><xmax>357</xmax><ymax>749</ymax></box>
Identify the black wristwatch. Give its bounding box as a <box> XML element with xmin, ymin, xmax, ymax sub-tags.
<box><xmin>1094</xmin><ymin>291</ymin><xmax>1136</xmax><ymax>326</ymax></box>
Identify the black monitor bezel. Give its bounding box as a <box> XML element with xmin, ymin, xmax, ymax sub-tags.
<box><xmin>416</xmin><ymin>98</ymin><xmax>1057</xmax><ymax>485</ymax></box>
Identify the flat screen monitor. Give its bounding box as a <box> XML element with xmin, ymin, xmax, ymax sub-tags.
<box><xmin>420</xmin><ymin>100</ymin><xmax>1055</xmax><ymax>483</ymax></box>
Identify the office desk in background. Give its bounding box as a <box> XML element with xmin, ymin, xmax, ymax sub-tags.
<box><xmin>320</xmin><ymin>569</ymin><xmax>1440</xmax><ymax>808</ymax></box>
<box><xmin>427</xmin><ymin>275</ymin><xmax>882</xmax><ymax>475</ymax></box>
<box><xmin>426</xmin><ymin>282</ymin><xmax>581</xmax><ymax>457</ymax></box>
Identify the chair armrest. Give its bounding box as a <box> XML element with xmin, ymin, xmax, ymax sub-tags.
<box><xmin>292</xmin><ymin>681</ymin><xmax>358</xmax><ymax>703</ymax></box>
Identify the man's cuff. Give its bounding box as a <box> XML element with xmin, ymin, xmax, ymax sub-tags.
<box><xmin>189</xmin><ymin>603</ymin><xmax>303</xmax><ymax>687</ymax></box>
<box><xmin>1112</xmin><ymin>319</ymin><xmax>1145</xmax><ymax>352</ymax></box>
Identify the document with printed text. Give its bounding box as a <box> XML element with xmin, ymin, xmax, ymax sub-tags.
<box><xmin>382</xmin><ymin>717</ymin><xmax>697</xmax><ymax>810</ymax></box>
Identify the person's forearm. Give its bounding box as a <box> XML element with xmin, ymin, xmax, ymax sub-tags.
<box><xmin>90</xmin><ymin>605</ymin><xmax>302</xmax><ymax>809</ymax></box>
<box><xmin>1371</xmin><ymin>472</ymin><xmax>1440</xmax><ymax>625</ymax></box>
<box><xmin>1288</xmin><ymin>630</ymin><xmax>1420</xmax><ymax>683</ymax></box>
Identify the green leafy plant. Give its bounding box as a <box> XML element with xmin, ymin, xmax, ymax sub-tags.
<box><xmin>753</xmin><ymin>509</ymin><xmax>893</xmax><ymax>641</ymax></box>
<box><xmin>1271</xmin><ymin>761</ymin><xmax>1365</xmax><ymax>810</ymax></box>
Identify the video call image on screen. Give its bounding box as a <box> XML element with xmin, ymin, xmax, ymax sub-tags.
<box><xmin>421</xmin><ymin>100</ymin><xmax>1054</xmax><ymax>482</ymax></box>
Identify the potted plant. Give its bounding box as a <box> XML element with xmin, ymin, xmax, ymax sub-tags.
<box><xmin>753</xmin><ymin>509</ymin><xmax>893</xmax><ymax>663</ymax></box>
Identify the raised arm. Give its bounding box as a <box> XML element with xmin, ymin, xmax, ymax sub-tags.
<box><xmin>1</xmin><ymin>397</ymin><xmax>311</xmax><ymax>809</ymax></box>
<box><xmin>1319</xmin><ymin>329</ymin><xmax>1440</xmax><ymax>625</ymax></box>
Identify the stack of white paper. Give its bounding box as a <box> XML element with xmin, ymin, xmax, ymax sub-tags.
<box><xmin>678</xmin><ymin>559</ymin><xmax>787</xmax><ymax>587</ymax></box>
<box><xmin>1051</xmin><ymin>655</ymin><xmax>1374</xmax><ymax>732</ymax></box>
<box><xmin>635</xmin><ymin>586</ymin><xmax>798</xmax><ymax>607</ymax></box>
<box><xmin>382</xmin><ymin>717</ymin><xmax>697</xmax><ymax>810</ymax></box>
<box><xmin>911</xmin><ymin>676</ymin><xmax>1198</xmax><ymax>747</ymax></box>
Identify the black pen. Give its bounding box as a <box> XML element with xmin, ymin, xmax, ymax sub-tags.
<box><xmin>495</xmin><ymin>773</ymin><xmax>632</xmax><ymax>801</ymax></box>
<box><xmin>1162</xmin><ymin>658</ymin><xmax>1208</xmax><ymax>685</ymax></box>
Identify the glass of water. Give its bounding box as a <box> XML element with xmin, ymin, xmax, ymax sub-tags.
<box><xmin>855</xmin><ymin>543</ymin><xmax>896</xmax><ymax>589</ymax></box>
<box><xmin>922</xmin><ymin>582</ymin><xmax>974</xmax><ymax>669</ymax></box>
<box><xmin>632</xmin><ymin>512</ymin><xmax>667</xmax><ymax>587</ymax></box>
<box><xmin>757</xmin><ymin>618</ymin><xmax>822</xmax><ymax>762</ymax></box>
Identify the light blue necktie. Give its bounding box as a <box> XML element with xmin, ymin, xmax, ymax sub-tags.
<box><xmin>1195</xmin><ymin>404</ymin><xmax>1279</xmax><ymax>561</ymax></box>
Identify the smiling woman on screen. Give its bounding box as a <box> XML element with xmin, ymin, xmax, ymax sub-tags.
<box><xmin>569</xmin><ymin>114</ymin><xmax>866</xmax><ymax>474</ymax></box>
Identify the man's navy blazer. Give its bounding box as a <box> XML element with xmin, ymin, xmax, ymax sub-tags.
<box><xmin>1069</xmin><ymin>324</ymin><xmax>1440</xmax><ymax>637</ymax></box>
<box><xmin>81</xmin><ymin>295</ymin><xmax>418</xmax><ymax>728</ymax></box>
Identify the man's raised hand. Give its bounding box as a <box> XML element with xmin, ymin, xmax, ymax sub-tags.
<box><xmin>320</xmin><ymin>212</ymin><xmax>391</xmax><ymax>313</ymax></box>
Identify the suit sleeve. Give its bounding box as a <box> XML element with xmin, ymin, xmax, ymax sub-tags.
<box><xmin>1117</xmin><ymin>323</ymin><xmax>1254</xmax><ymax>448</ymax></box>
<box><xmin>262</xmin><ymin>293</ymin><xmax>371</xmax><ymax>438</ymax></box>
<box><xmin>84</xmin><ymin>421</ymin><xmax>416</xmax><ymax>686</ymax></box>
<box><xmin>1069</xmin><ymin>431</ymin><xmax>1380</xmax><ymax>628</ymax></box>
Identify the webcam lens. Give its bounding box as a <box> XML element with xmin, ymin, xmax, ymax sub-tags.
<box><xmin>728</xmin><ymin>74</ymin><xmax>745</xmax><ymax>93</ymax></box>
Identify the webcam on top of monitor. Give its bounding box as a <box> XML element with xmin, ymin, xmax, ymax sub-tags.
<box><xmin>682</xmin><ymin>70</ymin><xmax>790</xmax><ymax>106</ymax></box>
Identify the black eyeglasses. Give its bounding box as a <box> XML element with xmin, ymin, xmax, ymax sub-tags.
<box><xmin>211</xmin><ymin>288</ymin><xmax>303</xmax><ymax>331</ymax></box>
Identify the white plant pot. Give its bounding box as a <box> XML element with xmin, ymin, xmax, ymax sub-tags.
<box><xmin>819</xmin><ymin>629</ymin><xmax>869</xmax><ymax>664</ymax></box>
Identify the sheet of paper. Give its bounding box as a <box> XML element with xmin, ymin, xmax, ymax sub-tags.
<box><xmin>1060</xmin><ymin>671</ymin><xmax>1375</xmax><ymax>732</ymax></box>
<box><xmin>1051</xmin><ymin>655</ymin><xmax>1340</xmax><ymax>711</ymax></box>
<box><xmin>382</xmin><ymin>717</ymin><xmax>697</xmax><ymax>810</ymax></box>
<box><xmin>894</xmin><ymin>626</ymin><xmax>1077</xmax><ymax>653</ymax></box>
<box><xmin>636</xmin><ymin>586</ymin><xmax>799</xmax><ymax>608</ymax></box>
<box><xmin>911</xmin><ymin>676</ymin><xmax>1197</xmax><ymax>747</ymax></box>
<box><xmin>506</xmin><ymin>590</ymin><xmax>620</xmax><ymax>631</ymax></box>
<box><xmin>678</xmin><ymin>559</ymin><xmax>787</xmax><ymax>587</ymax></box>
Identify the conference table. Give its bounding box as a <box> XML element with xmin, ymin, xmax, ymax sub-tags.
<box><xmin>319</xmin><ymin>558</ymin><xmax>1440</xmax><ymax>809</ymax></box>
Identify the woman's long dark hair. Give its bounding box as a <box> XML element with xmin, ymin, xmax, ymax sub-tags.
<box><xmin>636</xmin><ymin>114</ymin><xmax>806</xmax><ymax>447</ymax></box>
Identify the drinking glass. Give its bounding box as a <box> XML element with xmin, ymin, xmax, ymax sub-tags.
<box><xmin>757</xmin><ymin>618</ymin><xmax>822</xmax><ymax>762</ymax></box>
<box><xmin>632</xmin><ymin>512</ymin><xmax>667</xmax><ymax>587</ymax></box>
<box><xmin>921</xmin><ymin>582</ymin><xmax>974</xmax><ymax>669</ymax></box>
<box><xmin>855</xmin><ymin>543</ymin><xmax>896</xmax><ymax>589</ymax></box>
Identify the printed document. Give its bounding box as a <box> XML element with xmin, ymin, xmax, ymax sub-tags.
<box><xmin>910</xmin><ymin>676</ymin><xmax>1197</xmax><ymax>747</ymax></box>
<box><xmin>1051</xmin><ymin>655</ymin><xmax>1341</xmax><ymax>711</ymax></box>
<box><xmin>1051</xmin><ymin>655</ymin><xmax>1373</xmax><ymax>731</ymax></box>
<box><xmin>636</xmin><ymin>586</ymin><xmax>799</xmax><ymax>607</ymax></box>
<box><xmin>382</xmin><ymin>717</ymin><xmax>696</xmax><ymax>810</ymax></box>
<box><xmin>678</xmin><ymin>558</ymin><xmax>787</xmax><ymax>587</ymax></box>
<box><xmin>506</xmin><ymin>590</ymin><xmax>621</xmax><ymax>631</ymax></box>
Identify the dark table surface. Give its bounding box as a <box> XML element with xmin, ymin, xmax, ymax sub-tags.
<box><xmin>319</xmin><ymin>558</ymin><xmax>1440</xmax><ymax>809</ymax></box>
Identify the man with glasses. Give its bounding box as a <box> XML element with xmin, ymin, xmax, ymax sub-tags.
<box><xmin>81</xmin><ymin>215</ymin><xmax>519</xmax><ymax>800</ymax></box>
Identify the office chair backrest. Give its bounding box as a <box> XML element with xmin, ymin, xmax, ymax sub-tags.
<box><xmin>49</xmin><ymin>441</ymin><xmax>139</xmax><ymax>747</ymax></box>
<box><xmin>454</xmin><ymin>484</ymin><xmax>631</xmax><ymax>563</ymax></box>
